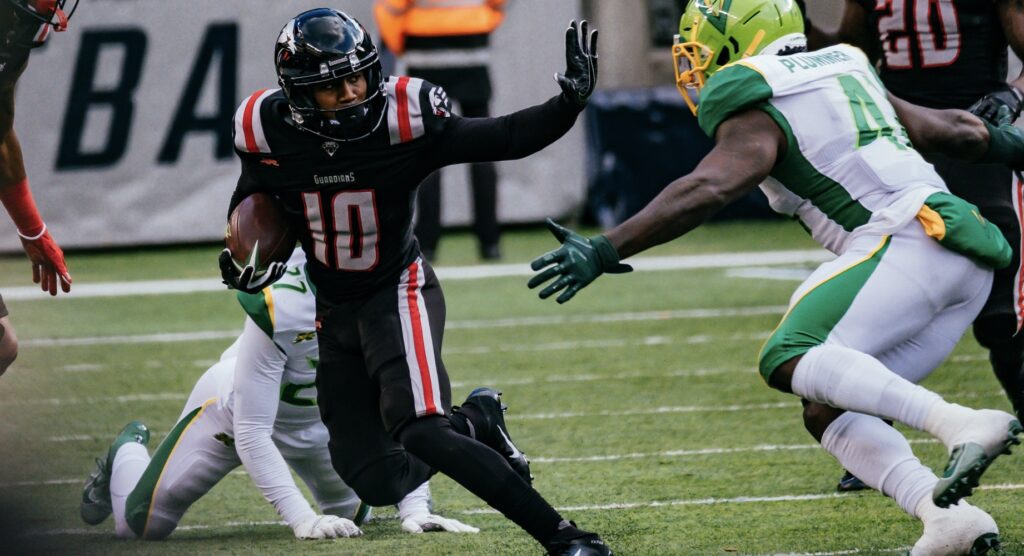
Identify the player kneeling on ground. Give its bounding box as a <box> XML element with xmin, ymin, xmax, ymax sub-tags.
<box><xmin>529</xmin><ymin>1</ymin><xmax>1023</xmax><ymax>554</ymax></box>
<box><xmin>79</xmin><ymin>249</ymin><xmax>476</xmax><ymax>540</ymax></box>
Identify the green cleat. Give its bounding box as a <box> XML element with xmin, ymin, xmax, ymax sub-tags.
<box><xmin>933</xmin><ymin>418</ymin><xmax>1022</xmax><ymax>508</ymax></box>
<box><xmin>80</xmin><ymin>421</ymin><xmax>149</xmax><ymax>525</ymax></box>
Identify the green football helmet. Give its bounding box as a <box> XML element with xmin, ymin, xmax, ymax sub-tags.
<box><xmin>673</xmin><ymin>0</ymin><xmax>806</xmax><ymax>114</ymax></box>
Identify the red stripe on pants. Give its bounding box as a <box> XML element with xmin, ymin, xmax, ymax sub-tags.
<box><xmin>406</xmin><ymin>261</ymin><xmax>436</xmax><ymax>414</ymax></box>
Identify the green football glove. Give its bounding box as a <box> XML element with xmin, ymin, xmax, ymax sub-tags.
<box><xmin>528</xmin><ymin>218</ymin><xmax>632</xmax><ymax>304</ymax></box>
<box><xmin>980</xmin><ymin>105</ymin><xmax>1024</xmax><ymax>170</ymax></box>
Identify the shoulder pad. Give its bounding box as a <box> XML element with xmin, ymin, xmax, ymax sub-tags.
<box><xmin>233</xmin><ymin>88</ymin><xmax>283</xmax><ymax>154</ymax></box>
<box><xmin>697</xmin><ymin>63</ymin><xmax>772</xmax><ymax>138</ymax></box>
<box><xmin>385</xmin><ymin>76</ymin><xmax>450</xmax><ymax>145</ymax></box>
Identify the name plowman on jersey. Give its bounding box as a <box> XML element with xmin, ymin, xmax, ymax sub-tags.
<box><xmin>779</xmin><ymin>50</ymin><xmax>854</xmax><ymax>73</ymax></box>
<box><xmin>313</xmin><ymin>172</ymin><xmax>356</xmax><ymax>185</ymax></box>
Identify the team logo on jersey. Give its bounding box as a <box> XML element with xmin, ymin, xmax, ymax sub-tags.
<box><xmin>293</xmin><ymin>331</ymin><xmax>316</xmax><ymax>344</ymax></box>
<box><xmin>322</xmin><ymin>141</ymin><xmax>339</xmax><ymax>157</ymax></box>
<box><xmin>260</xmin><ymin>158</ymin><xmax>280</xmax><ymax>167</ymax></box>
<box><xmin>313</xmin><ymin>172</ymin><xmax>355</xmax><ymax>185</ymax></box>
<box><xmin>430</xmin><ymin>87</ymin><xmax>451</xmax><ymax>118</ymax></box>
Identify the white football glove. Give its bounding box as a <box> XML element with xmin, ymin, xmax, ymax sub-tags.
<box><xmin>401</xmin><ymin>514</ymin><xmax>480</xmax><ymax>534</ymax></box>
<box><xmin>293</xmin><ymin>515</ymin><xmax>363</xmax><ymax>540</ymax></box>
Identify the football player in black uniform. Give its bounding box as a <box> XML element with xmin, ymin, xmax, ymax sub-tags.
<box><xmin>801</xmin><ymin>0</ymin><xmax>1024</xmax><ymax>492</ymax></box>
<box><xmin>220</xmin><ymin>9</ymin><xmax>611</xmax><ymax>556</ymax></box>
<box><xmin>0</xmin><ymin>0</ymin><xmax>74</xmax><ymax>374</ymax></box>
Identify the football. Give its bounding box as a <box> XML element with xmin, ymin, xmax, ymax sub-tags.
<box><xmin>225</xmin><ymin>193</ymin><xmax>297</xmax><ymax>271</ymax></box>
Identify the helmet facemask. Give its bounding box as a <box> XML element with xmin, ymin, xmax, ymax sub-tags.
<box><xmin>672</xmin><ymin>0</ymin><xmax>806</xmax><ymax>116</ymax></box>
<box><xmin>275</xmin><ymin>8</ymin><xmax>389</xmax><ymax>142</ymax></box>
<box><xmin>672</xmin><ymin>23</ymin><xmax>713</xmax><ymax>116</ymax></box>
<box><xmin>284</xmin><ymin>64</ymin><xmax>387</xmax><ymax>142</ymax></box>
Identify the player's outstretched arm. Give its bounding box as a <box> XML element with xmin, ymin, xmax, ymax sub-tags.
<box><xmin>0</xmin><ymin>88</ymin><xmax>71</xmax><ymax>296</ymax></box>
<box><xmin>529</xmin><ymin>109</ymin><xmax>783</xmax><ymax>303</ymax></box>
<box><xmin>431</xmin><ymin>20</ymin><xmax>596</xmax><ymax>166</ymax></box>
<box><xmin>232</xmin><ymin>319</ymin><xmax>362</xmax><ymax>540</ymax></box>
<box><xmin>398</xmin><ymin>482</ymin><xmax>479</xmax><ymax>534</ymax></box>
<box><xmin>891</xmin><ymin>94</ymin><xmax>1024</xmax><ymax>170</ymax></box>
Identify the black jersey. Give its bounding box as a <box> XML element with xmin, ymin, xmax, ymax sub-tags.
<box><xmin>856</xmin><ymin>0</ymin><xmax>1006</xmax><ymax>109</ymax></box>
<box><xmin>230</xmin><ymin>77</ymin><xmax>581</xmax><ymax>303</ymax></box>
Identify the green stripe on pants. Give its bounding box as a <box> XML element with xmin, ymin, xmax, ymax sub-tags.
<box><xmin>124</xmin><ymin>403</ymin><xmax>206</xmax><ymax>538</ymax></box>
<box><xmin>758</xmin><ymin>236</ymin><xmax>891</xmax><ymax>382</ymax></box>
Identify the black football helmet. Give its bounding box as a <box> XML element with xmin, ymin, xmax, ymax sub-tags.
<box><xmin>3</xmin><ymin>0</ymin><xmax>77</xmax><ymax>48</ymax></box>
<box><xmin>275</xmin><ymin>8</ymin><xmax>386</xmax><ymax>142</ymax></box>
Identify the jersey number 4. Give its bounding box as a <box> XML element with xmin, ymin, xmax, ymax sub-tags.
<box><xmin>876</xmin><ymin>0</ymin><xmax>960</xmax><ymax>69</ymax></box>
<box><xmin>302</xmin><ymin>190</ymin><xmax>380</xmax><ymax>271</ymax></box>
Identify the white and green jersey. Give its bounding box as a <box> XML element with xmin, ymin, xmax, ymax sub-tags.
<box><xmin>232</xmin><ymin>248</ymin><xmax>320</xmax><ymax>430</ymax></box>
<box><xmin>698</xmin><ymin>44</ymin><xmax>947</xmax><ymax>255</ymax></box>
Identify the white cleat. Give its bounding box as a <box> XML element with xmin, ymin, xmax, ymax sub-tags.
<box><xmin>910</xmin><ymin>499</ymin><xmax>999</xmax><ymax>556</ymax></box>
<box><xmin>933</xmin><ymin>409</ymin><xmax>1022</xmax><ymax>507</ymax></box>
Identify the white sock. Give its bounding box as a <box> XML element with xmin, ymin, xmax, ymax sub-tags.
<box><xmin>792</xmin><ymin>345</ymin><xmax>950</xmax><ymax>431</ymax></box>
<box><xmin>110</xmin><ymin>442</ymin><xmax>150</xmax><ymax>539</ymax></box>
<box><xmin>821</xmin><ymin>412</ymin><xmax>937</xmax><ymax>517</ymax></box>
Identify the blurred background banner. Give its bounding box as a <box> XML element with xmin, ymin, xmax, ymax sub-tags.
<box><xmin>7</xmin><ymin>0</ymin><xmax>584</xmax><ymax>251</ymax></box>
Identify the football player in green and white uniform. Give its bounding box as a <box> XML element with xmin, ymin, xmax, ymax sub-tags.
<box><xmin>79</xmin><ymin>248</ymin><xmax>477</xmax><ymax>540</ymax></box>
<box><xmin>529</xmin><ymin>0</ymin><xmax>1024</xmax><ymax>553</ymax></box>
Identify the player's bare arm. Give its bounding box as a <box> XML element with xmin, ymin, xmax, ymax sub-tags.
<box><xmin>891</xmin><ymin>92</ymin><xmax>1024</xmax><ymax>170</ymax></box>
<box><xmin>528</xmin><ymin>109</ymin><xmax>784</xmax><ymax>303</ymax></box>
<box><xmin>888</xmin><ymin>93</ymin><xmax>991</xmax><ymax>159</ymax></box>
<box><xmin>607</xmin><ymin>109</ymin><xmax>784</xmax><ymax>260</ymax></box>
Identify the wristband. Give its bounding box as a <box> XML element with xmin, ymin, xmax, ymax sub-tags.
<box><xmin>0</xmin><ymin>177</ymin><xmax>45</xmax><ymax>237</ymax></box>
<box><xmin>16</xmin><ymin>222</ymin><xmax>46</xmax><ymax>241</ymax></box>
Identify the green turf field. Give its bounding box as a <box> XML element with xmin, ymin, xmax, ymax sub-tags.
<box><xmin>0</xmin><ymin>220</ymin><xmax>1020</xmax><ymax>555</ymax></box>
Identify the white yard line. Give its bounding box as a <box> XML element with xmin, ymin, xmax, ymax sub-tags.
<box><xmin>23</xmin><ymin>483</ymin><xmax>1024</xmax><ymax>545</ymax></box>
<box><xmin>1</xmin><ymin>249</ymin><xmax>830</xmax><ymax>301</ymax></box>
<box><xmin>21</xmin><ymin>308</ymin><xmax>782</xmax><ymax>348</ymax></box>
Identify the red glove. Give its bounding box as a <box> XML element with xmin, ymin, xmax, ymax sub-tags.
<box><xmin>0</xmin><ymin>178</ymin><xmax>72</xmax><ymax>295</ymax></box>
<box><xmin>19</xmin><ymin>226</ymin><xmax>71</xmax><ymax>296</ymax></box>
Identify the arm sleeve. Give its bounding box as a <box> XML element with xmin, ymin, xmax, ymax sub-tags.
<box><xmin>431</xmin><ymin>93</ymin><xmax>583</xmax><ymax>166</ymax></box>
<box><xmin>232</xmin><ymin>317</ymin><xmax>317</xmax><ymax>528</ymax></box>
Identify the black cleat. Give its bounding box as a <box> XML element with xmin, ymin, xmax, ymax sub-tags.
<box><xmin>546</xmin><ymin>521</ymin><xmax>613</xmax><ymax>556</ymax></box>
<box><xmin>837</xmin><ymin>470</ymin><xmax>870</xmax><ymax>492</ymax></box>
<box><xmin>455</xmin><ymin>387</ymin><xmax>533</xmax><ymax>484</ymax></box>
